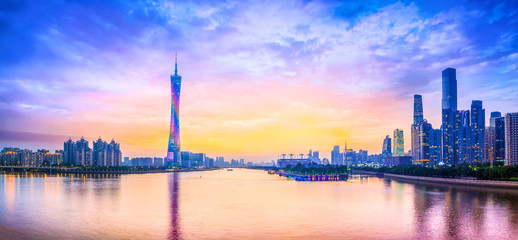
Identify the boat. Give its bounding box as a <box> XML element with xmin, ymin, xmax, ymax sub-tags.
<box><xmin>227</xmin><ymin>169</ymin><xmax>233</xmax><ymax>171</ymax></box>
<box><xmin>267</xmin><ymin>170</ymin><xmax>276</xmax><ymax>174</ymax></box>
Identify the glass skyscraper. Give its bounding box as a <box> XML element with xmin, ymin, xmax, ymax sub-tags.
<box><xmin>413</xmin><ymin>94</ymin><xmax>423</xmax><ymax>124</ymax></box>
<box><xmin>167</xmin><ymin>54</ymin><xmax>182</xmax><ymax>167</ymax></box>
<box><xmin>441</xmin><ymin>68</ymin><xmax>457</xmax><ymax>165</ymax></box>
<box><xmin>470</xmin><ymin>100</ymin><xmax>485</xmax><ymax>163</ymax></box>
<box><xmin>393</xmin><ymin>129</ymin><xmax>404</xmax><ymax>156</ymax></box>
<box><xmin>455</xmin><ymin>110</ymin><xmax>470</xmax><ymax>163</ymax></box>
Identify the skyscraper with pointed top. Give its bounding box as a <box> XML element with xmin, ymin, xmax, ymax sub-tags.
<box><xmin>167</xmin><ymin>53</ymin><xmax>182</xmax><ymax>167</ymax></box>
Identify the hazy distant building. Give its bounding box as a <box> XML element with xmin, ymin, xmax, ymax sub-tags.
<box><xmin>331</xmin><ymin>145</ymin><xmax>344</xmax><ymax>165</ymax></box>
<box><xmin>181</xmin><ymin>151</ymin><xmax>191</xmax><ymax>168</ymax></box>
<box><xmin>393</xmin><ymin>129</ymin><xmax>404</xmax><ymax>156</ymax></box>
<box><xmin>505</xmin><ymin>113</ymin><xmax>518</xmax><ymax>165</ymax></box>
<box><xmin>385</xmin><ymin>156</ymin><xmax>412</xmax><ymax>166</ymax></box>
<box><xmin>382</xmin><ymin>135</ymin><xmax>392</xmax><ymax>160</ymax></box>
<box><xmin>441</xmin><ymin>68</ymin><xmax>457</xmax><ymax>165</ymax></box>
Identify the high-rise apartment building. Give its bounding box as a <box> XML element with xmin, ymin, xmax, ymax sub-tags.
<box><xmin>393</xmin><ymin>129</ymin><xmax>404</xmax><ymax>156</ymax></box>
<box><xmin>505</xmin><ymin>113</ymin><xmax>518</xmax><ymax>165</ymax></box>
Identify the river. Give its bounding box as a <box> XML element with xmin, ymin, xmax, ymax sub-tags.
<box><xmin>1</xmin><ymin>168</ymin><xmax>518</xmax><ymax>239</ymax></box>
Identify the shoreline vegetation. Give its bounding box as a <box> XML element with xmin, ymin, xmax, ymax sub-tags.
<box><xmin>0</xmin><ymin>165</ymin><xmax>221</xmax><ymax>174</ymax></box>
<box><xmin>353</xmin><ymin>163</ymin><xmax>518</xmax><ymax>181</ymax></box>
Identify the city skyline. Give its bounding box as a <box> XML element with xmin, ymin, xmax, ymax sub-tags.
<box><xmin>1</xmin><ymin>1</ymin><xmax>518</xmax><ymax>162</ymax></box>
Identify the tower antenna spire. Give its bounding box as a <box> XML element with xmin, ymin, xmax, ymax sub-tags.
<box><xmin>174</xmin><ymin>52</ymin><xmax>178</xmax><ymax>76</ymax></box>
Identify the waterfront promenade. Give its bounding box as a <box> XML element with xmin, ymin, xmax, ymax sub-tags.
<box><xmin>351</xmin><ymin>170</ymin><xmax>518</xmax><ymax>189</ymax></box>
<box><xmin>0</xmin><ymin>166</ymin><xmax>219</xmax><ymax>174</ymax></box>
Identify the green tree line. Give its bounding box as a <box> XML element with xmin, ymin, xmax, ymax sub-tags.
<box><xmin>353</xmin><ymin>163</ymin><xmax>518</xmax><ymax>181</ymax></box>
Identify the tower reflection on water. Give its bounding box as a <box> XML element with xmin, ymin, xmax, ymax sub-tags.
<box><xmin>168</xmin><ymin>173</ymin><xmax>180</xmax><ymax>239</ymax></box>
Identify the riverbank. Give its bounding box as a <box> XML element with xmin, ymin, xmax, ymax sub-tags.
<box><xmin>0</xmin><ymin>166</ymin><xmax>221</xmax><ymax>175</ymax></box>
<box><xmin>350</xmin><ymin>170</ymin><xmax>518</xmax><ymax>189</ymax></box>
<box><xmin>384</xmin><ymin>173</ymin><xmax>518</xmax><ymax>189</ymax></box>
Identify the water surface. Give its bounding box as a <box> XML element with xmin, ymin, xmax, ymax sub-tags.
<box><xmin>1</xmin><ymin>169</ymin><xmax>518</xmax><ymax>239</ymax></box>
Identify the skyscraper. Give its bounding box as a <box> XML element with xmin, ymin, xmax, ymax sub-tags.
<box><xmin>167</xmin><ymin>54</ymin><xmax>182</xmax><ymax>167</ymax></box>
<box><xmin>455</xmin><ymin>110</ymin><xmax>470</xmax><ymax>163</ymax></box>
<box><xmin>485</xmin><ymin>111</ymin><xmax>501</xmax><ymax>163</ymax></box>
<box><xmin>470</xmin><ymin>100</ymin><xmax>485</xmax><ymax>163</ymax></box>
<box><xmin>411</xmin><ymin>121</ymin><xmax>432</xmax><ymax>165</ymax></box>
<box><xmin>441</xmin><ymin>68</ymin><xmax>457</xmax><ymax>165</ymax></box>
<box><xmin>393</xmin><ymin>129</ymin><xmax>404</xmax><ymax>156</ymax></box>
<box><xmin>331</xmin><ymin>145</ymin><xmax>343</xmax><ymax>165</ymax></box>
<box><xmin>505</xmin><ymin>113</ymin><xmax>518</xmax><ymax>165</ymax></box>
<box><xmin>413</xmin><ymin>94</ymin><xmax>423</xmax><ymax>124</ymax></box>
<box><xmin>382</xmin><ymin>135</ymin><xmax>392</xmax><ymax>160</ymax></box>
<box><xmin>495</xmin><ymin>116</ymin><xmax>506</xmax><ymax>164</ymax></box>
<box><xmin>64</xmin><ymin>138</ymin><xmax>75</xmax><ymax>165</ymax></box>
<box><xmin>429</xmin><ymin>128</ymin><xmax>442</xmax><ymax>165</ymax></box>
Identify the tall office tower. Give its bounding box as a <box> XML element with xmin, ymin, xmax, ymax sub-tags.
<box><xmin>455</xmin><ymin>110</ymin><xmax>471</xmax><ymax>164</ymax></box>
<box><xmin>382</xmin><ymin>135</ymin><xmax>392</xmax><ymax>160</ymax></box>
<box><xmin>411</xmin><ymin>94</ymin><xmax>423</xmax><ymax>163</ymax></box>
<box><xmin>470</xmin><ymin>100</ymin><xmax>485</xmax><ymax>163</ymax></box>
<box><xmin>393</xmin><ymin>129</ymin><xmax>404</xmax><ymax>156</ymax></box>
<box><xmin>411</xmin><ymin>121</ymin><xmax>432</xmax><ymax>165</ymax></box>
<box><xmin>331</xmin><ymin>145</ymin><xmax>343</xmax><ymax>165</ymax></box>
<box><xmin>441</xmin><ymin>68</ymin><xmax>457</xmax><ymax>165</ymax></box>
<box><xmin>64</xmin><ymin>138</ymin><xmax>76</xmax><ymax>165</ymax></box>
<box><xmin>167</xmin><ymin>54</ymin><xmax>182</xmax><ymax>167</ymax></box>
<box><xmin>343</xmin><ymin>141</ymin><xmax>347</xmax><ymax>165</ymax></box>
<box><xmin>429</xmin><ymin>128</ymin><xmax>442</xmax><ymax>165</ymax></box>
<box><xmin>490</xmin><ymin>112</ymin><xmax>502</xmax><ymax>127</ymax></box>
<box><xmin>75</xmin><ymin>137</ymin><xmax>92</xmax><ymax>166</ymax></box>
<box><xmin>413</xmin><ymin>95</ymin><xmax>424</xmax><ymax>124</ymax></box>
<box><xmin>485</xmin><ymin>111</ymin><xmax>502</xmax><ymax>162</ymax></box>
<box><xmin>93</xmin><ymin>137</ymin><xmax>107</xmax><ymax>166</ymax></box>
<box><xmin>505</xmin><ymin>113</ymin><xmax>518</xmax><ymax>165</ymax></box>
<box><xmin>495</xmin><ymin>117</ymin><xmax>506</xmax><ymax>164</ymax></box>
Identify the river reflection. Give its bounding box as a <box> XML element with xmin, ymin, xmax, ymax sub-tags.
<box><xmin>1</xmin><ymin>169</ymin><xmax>518</xmax><ymax>239</ymax></box>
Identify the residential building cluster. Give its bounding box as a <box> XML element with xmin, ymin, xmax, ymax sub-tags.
<box><xmin>0</xmin><ymin>148</ymin><xmax>63</xmax><ymax>166</ymax></box>
<box><xmin>1</xmin><ymin>137</ymin><xmax>121</xmax><ymax>167</ymax></box>
<box><xmin>64</xmin><ymin>137</ymin><xmax>122</xmax><ymax>166</ymax></box>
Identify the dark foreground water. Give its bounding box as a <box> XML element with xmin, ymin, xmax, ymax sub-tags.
<box><xmin>1</xmin><ymin>169</ymin><xmax>518</xmax><ymax>240</ymax></box>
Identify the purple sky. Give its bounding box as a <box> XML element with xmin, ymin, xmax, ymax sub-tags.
<box><xmin>1</xmin><ymin>0</ymin><xmax>517</xmax><ymax>162</ymax></box>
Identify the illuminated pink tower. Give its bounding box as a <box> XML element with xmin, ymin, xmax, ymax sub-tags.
<box><xmin>167</xmin><ymin>53</ymin><xmax>182</xmax><ymax>167</ymax></box>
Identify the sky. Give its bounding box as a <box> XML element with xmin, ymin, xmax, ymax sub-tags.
<box><xmin>0</xmin><ymin>0</ymin><xmax>517</xmax><ymax>162</ymax></box>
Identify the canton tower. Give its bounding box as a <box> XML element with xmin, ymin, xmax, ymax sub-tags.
<box><xmin>167</xmin><ymin>54</ymin><xmax>182</xmax><ymax>167</ymax></box>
